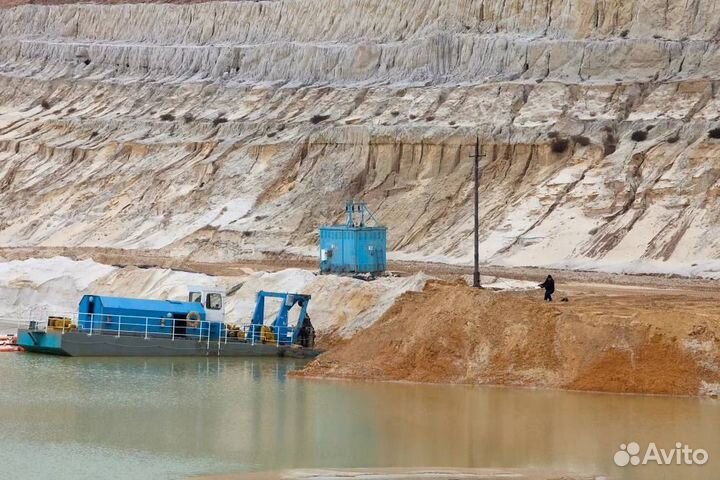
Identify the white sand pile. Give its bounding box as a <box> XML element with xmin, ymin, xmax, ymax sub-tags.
<box><xmin>226</xmin><ymin>269</ymin><xmax>430</xmax><ymax>336</ymax></box>
<box><xmin>0</xmin><ymin>258</ymin><xmax>430</xmax><ymax>337</ymax></box>
<box><xmin>0</xmin><ymin>257</ymin><xmax>116</xmax><ymax>329</ymax></box>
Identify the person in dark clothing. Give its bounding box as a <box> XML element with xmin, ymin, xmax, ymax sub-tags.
<box><xmin>297</xmin><ymin>315</ymin><xmax>316</xmax><ymax>348</ymax></box>
<box><xmin>296</xmin><ymin>299</ymin><xmax>316</xmax><ymax>348</ymax></box>
<box><xmin>539</xmin><ymin>275</ymin><xmax>555</xmax><ymax>302</ymax></box>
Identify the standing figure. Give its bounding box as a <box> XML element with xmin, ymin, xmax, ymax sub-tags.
<box><xmin>296</xmin><ymin>299</ymin><xmax>316</xmax><ymax>348</ymax></box>
<box><xmin>539</xmin><ymin>275</ymin><xmax>555</xmax><ymax>302</ymax></box>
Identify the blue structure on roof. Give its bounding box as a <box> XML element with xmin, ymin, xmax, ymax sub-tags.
<box><xmin>319</xmin><ymin>201</ymin><xmax>387</xmax><ymax>275</ymax></box>
<box><xmin>77</xmin><ymin>294</ymin><xmax>221</xmax><ymax>338</ymax></box>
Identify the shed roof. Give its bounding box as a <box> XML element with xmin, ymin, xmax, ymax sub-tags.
<box><xmin>319</xmin><ymin>225</ymin><xmax>387</xmax><ymax>231</ymax></box>
<box><xmin>83</xmin><ymin>295</ymin><xmax>203</xmax><ymax>315</ymax></box>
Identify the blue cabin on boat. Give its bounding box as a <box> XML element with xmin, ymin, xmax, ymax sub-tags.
<box><xmin>77</xmin><ymin>294</ymin><xmax>222</xmax><ymax>339</ymax></box>
<box><xmin>319</xmin><ymin>201</ymin><xmax>387</xmax><ymax>275</ymax></box>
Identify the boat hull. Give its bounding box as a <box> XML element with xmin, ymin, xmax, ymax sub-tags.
<box><xmin>17</xmin><ymin>329</ymin><xmax>321</xmax><ymax>358</ymax></box>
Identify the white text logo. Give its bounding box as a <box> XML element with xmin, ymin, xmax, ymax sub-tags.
<box><xmin>614</xmin><ymin>442</ymin><xmax>709</xmax><ymax>467</ymax></box>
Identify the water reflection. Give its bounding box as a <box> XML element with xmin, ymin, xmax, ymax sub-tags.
<box><xmin>0</xmin><ymin>354</ymin><xmax>718</xmax><ymax>480</ymax></box>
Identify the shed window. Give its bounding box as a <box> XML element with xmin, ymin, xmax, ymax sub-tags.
<box><xmin>206</xmin><ymin>293</ymin><xmax>222</xmax><ymax>310</ymax></box>
<box><xmin>189</xmin><ymin>292</ymin><xmax>202</xmax><ymax>304</ymax></box>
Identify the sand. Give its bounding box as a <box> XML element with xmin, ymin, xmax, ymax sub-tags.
<box><xmin>298</xmin><ymin>280</ymin><xmax>720</xmax><ymax>396</ymax></box>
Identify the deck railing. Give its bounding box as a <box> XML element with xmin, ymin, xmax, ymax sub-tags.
<box><xmin>2</xmin><ymin>310</ymin><xmax>297</xmax><ymax>349</ymax></box>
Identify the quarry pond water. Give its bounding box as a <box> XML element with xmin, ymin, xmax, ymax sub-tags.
<box><xmin>1</xmin><ymin>354</ymin><xmax>718</xmax><ymax>480</ymax></box>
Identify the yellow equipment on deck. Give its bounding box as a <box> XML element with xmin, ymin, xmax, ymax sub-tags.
<box><xmin>47</xmin><ymin>317</ymin><xmax>77</xmax><ymax>331</ymax></box>
<box><xmin>259</xmin><ymin>325</ymin><xmax>276</xmax><ymax>344</ymax></box>
<box><xmin>225</xmin><ymin>324</ymin><xmax>246</xmax><ymax>341</ymax></box>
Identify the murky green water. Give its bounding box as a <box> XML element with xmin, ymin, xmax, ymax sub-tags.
<box><xmin>1</xmin><ymin>354</ymin><xmax>718</xmax><ymax>480</ymax></box>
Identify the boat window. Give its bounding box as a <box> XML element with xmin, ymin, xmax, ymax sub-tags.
<box><xmin>189</xmin><ymin>292</ymin><xmax>202</xmax><ymax>304</ymax></box>
<box><xmin>206</xmin><ymin>293</ymin><xmax>222</xmax><ymax>310</ymax></box>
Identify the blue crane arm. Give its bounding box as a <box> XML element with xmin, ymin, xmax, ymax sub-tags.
<box><xmin>250</xmin><ymin>291</ymin><xmax>312</xmax><ymax>345</ymax></box>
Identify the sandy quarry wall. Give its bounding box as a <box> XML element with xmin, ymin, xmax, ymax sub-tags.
<box><xmin>0</xmin><ymin>1</ymin><xmax>720</xmax><ymax>274</ymax></box>
<box><xmin>300</xmin><ymin>280</ymin><xmax>720</xmax><ymax>396</ymax></box>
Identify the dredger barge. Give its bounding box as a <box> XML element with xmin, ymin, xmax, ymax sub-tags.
<box><xmin>16</xmin><ymin>287</ymin><xmax>320</xmax><ymax>358</ymax></box>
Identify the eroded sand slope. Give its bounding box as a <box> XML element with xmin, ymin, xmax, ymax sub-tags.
<box><xmin>0</xmin><ymin>1</ymin><xmax>719</xmax><ymax>274</ymax></box>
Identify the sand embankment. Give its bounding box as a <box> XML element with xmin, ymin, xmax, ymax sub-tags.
<box><xmin>300</xmin><ymin>280</ymin><xmax>720</xmax><ymax>396</ymax></box>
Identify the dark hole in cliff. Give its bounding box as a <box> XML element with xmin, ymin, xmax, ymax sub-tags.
<box><xmin>212</xmin><ymin>116</ymin><xmax>228</xmax><ymax>126</ymax></box>
<box><xmin>551</xmin><ymin>137</ymin><xmax>570</xmax><ymax>153</ymax></box>
<box><xmin>667</xmin><ymin>135</ymin><xmax>680</xmax><ymax>144</ymax></box>
<box><xmin>571</xmin><ymin>135</ymin><xmax>591</xmax><ymax>146</ymax></box>
<box><xmin>183</xmin><ymin>113</ymin><xmax>194</xmax><ymax>123</ymax></box>
<box><xmin>604</xmin><ymin>144</ymin><xmax>617</xmax><ymax>155</ymax></box>
<box><xmin>310</xmin><ymin>114</ymin><xmax>330</xmax><ymax>124</ymax></box>
<box><xmin>708</xmin><ymin>128</ymin><xmax>720</xmax><ymax>139</ymax></box>
<box><xmin>160</xmin><ymin>113</ymin><xmax>175</xmax><ymax>121</ymax></box>
<box><xmin>40</xmin><ymin>99</ymin><xmax>51</xmax><ymax>109</ymax></box>
<box><xmin>631</xmin><ymin>130</ymin><xmax>648</xmax><ymax>142</ymax></box>
<box><xmin>83</xmin><ymin>59</ymin><xmax>91</xmax><ymax>65</ymax></box>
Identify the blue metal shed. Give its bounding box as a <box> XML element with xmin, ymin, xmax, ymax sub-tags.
<box><xmin>319</xmin><ymin>202</ymin><xmax>387</xmax><ymax>275</ymax></box>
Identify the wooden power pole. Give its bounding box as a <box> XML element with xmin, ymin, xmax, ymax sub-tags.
<box><xmin>470</xmin><ymin>137</ymin><xmax>485</xmax><ymax>288</ymax></box>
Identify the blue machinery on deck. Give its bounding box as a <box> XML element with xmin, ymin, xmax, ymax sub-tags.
<box><xmin>77</xmin><ymin>295</ymin><xmax>216</xmax><ymax>339</ymax></box>
<box><xmin>248</xmin><ymin>291</ymin><xmax>311</xmax><ymax>345</ymax></box>
<box><xmin>16</xmin><ymin>290</ymin><xmax>318</xmax><ymax>358</ymax></box>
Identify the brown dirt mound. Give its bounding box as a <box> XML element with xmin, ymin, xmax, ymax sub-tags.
<box><xmin>298</xmin><ymin>280</ymin><xmax>720</xmax><ymax>396</ymax></box>
<box><xmin>567</xmin><ymin>335</ymin><xmax>700</xmax><ymax>395</ymax></box>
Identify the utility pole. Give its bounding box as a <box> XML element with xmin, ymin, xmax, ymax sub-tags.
<box><xmin>469</xmin><ymin>137</ymin><xmax>485</xmax><ymax>288</ymax></box>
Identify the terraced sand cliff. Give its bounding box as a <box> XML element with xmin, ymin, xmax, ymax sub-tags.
<box><xmin>1</xmin><ymin>0</ymin><xmax>720</xmax><ymax>274</ymax></box>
